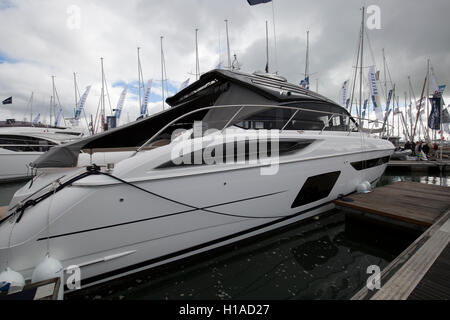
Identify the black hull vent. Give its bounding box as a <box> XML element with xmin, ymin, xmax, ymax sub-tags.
<box><xmin>351</xmin><ymin>156</ymin><xmax>390</xmax><ymax>171</ymax></box>
<box><xmin>291</xmin><ymin>171</ymin><xmax>341</xmax><ymax>208</ymax></box>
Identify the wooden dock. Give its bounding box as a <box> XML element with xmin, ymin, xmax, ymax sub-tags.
<box><xmin>335</xmin><ymin>181</ymin><xmax>450</xmax><ymax>227</ymax></box>
<box><xmin>340</xmin><ymin>181</ymin><xmax>450</xmax><ymax>300</ymax></box>
<box><xmin>0</xmin><ymin>206</ymin><xmax>8</xmax><ymax>220</ymax></box>
<box><xmin>387</xmin><ymin>160</ymin><xmax>450</xmax><ymax>172</ymax></box>
<box><xmin>0</xmin><ymin>277</ymin><xmax>61</xmax><ymax>300</ymax></box>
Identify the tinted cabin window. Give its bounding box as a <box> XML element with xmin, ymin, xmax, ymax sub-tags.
<box><xmin>351</xmin><ymin>156</ymin><xmax>390</xmax><ymax>171</ymax></box>
<box><xmin>234</xmin><ymin>109</ymin><xmax>296</xmax><ymax>130</ymax></box>
<box><xmin>283</xmin><ymin>102</ymin><xmax>357</xmax><ymax>132</ymax></box>
<box><xmin>156</xmin><ymin>139</ymin><xmax>313</xmax><ymax>169</ymax></box>
<box><xmin>291</xmin><ymin>171</ymin><xmax>341</xmax><ymax>208</ymax></box>
<box><xmin>0</xmin><ymin>135</ymin><xmax>56</xmax><ymax>152</ymax></box>
<box><xmin>234</xmin><ymin>104</ymin><xmax>355</xmax><ymax>132</ymax></box>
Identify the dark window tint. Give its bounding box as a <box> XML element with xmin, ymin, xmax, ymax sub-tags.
<box><xmin>283</xmin><ymin>101</ymin><xmax>357</xmax><ymax>132</ymax></box>
<box><xmin>234</xmin><ymin>102</ymin><xmax>356</xmax><ymax>132</ymax></box>
<box><xmin>234</xmin><ymin>109</ymin><xmax>297</xmax><ymax>130</ymax></box>
<box><xmin>156</xmin><ymin>139</ymin><xmax>314</xmax><ymax>169</ymax></box>
<box><xmin>351</xmin><ymin>156</ymin><xmax>390</xmax><ymax>171</ymax></box>
<box><xmin>0</xmin><ymin>135</ymin><xmax>56</xmax><ymax>152</ymax></box>
<box><xmin>291</xmin><ymin>171</ymin><xmax>341</xmax><ymax>208</ymax></box>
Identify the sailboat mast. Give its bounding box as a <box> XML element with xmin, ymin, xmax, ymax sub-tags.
<box><xmin>225</xmin><ymin>19</ymin><xmax>231</xmax><ymax>70</ymax></box>
<box><xmin>49</xmin><ymin>96</ymin><xmax>53</xmax><ymax>127</ymax></box>
<box><xmin>74</xmin><ymin>72</ymin><xmax>78</xmax><ymax>118</ymax></box>
<box><xmin>51</xmin><ymin>76</ymin><xmax>56</xmax><ymax>126</ymax></box>
<box><xmin>195</xmin><ymin>28</ymin><xmax>200</xmax><ymax>80</ymax></box>
<box><xmin>404</xmin><ymin>91</ymin><xmax>408</xmax><ymax>140</ymax></box>
<box><xmin>160</xmin><ymin>36</ymin><xmax>165</xmax><ymax>111</ymax></box>
<box><xmin>137</xmin><ymin>47</ymin><xmax>142</xmax><ymax>111</ymax></box>
<box><xmin>348</xmin><ymin>22</ymin><xmax>362</xmax><ymax>117</ymax></box>
<box><xmin>382</xmin><ymin>48</ymin><xmax>388</xmax><ymax>134</ymax></box>
<box><xmin>305</xmin><ymin>30</ymin><xmax>309</xmax><ymax>83</ymax></box>
<box><xmin>271</xmin><ymin>0</ymin><xmax>278</xmax><ymax>72</ymax></box>
<box><xmin>29</xmin><ymin>92</ymin><xmax>33</xmax><ymax>126</ymax></box>
<box><xmin>412</xmin><ymin>74</ymin><xmax>427</xmax><ymax>140</ymax></box>
<box><xmin>408</xmin><ymin>78</ymin><xmax>413</xmax><ymax>139</ymax></box>
<box><xmin>359</xmin><ymin>7</ymin><xmax>365</xmax><ymax>126</ymax></box>
<box><xmin>440</xmin><ymin>84</ymin><xmax>443</xmax><ymax>159</ymax></box>
<box><xmin>265</xmin><ymin>21</ymin><xmax>269</xmax><ymax>73</ymax></box>
<box><xmin>101</xmin><ymin>57</ymin><xmax>105</xmax><ymax>131</ymax></box>
<box><xmin>426</xmin><ymin>58</ymin><xmax>430</xmax><ymax>140</ymax></box>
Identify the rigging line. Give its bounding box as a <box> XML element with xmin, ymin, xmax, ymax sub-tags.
<box><xmin>104</xmin><ymin>76</ymin><xmax>114</xmax><ymax>116</ymax></box>
<box><xmin>22</xmin><ymin>92</ymin><xmax>33</xmax><ymax>122</ymax></box>
<box><xmin>385</xmin><ymin>55</ymin><xmax>394</xmax><ymax>86</ymax></box>
<box><xmin>93</xmin><ymin>93</ymin><xmax>102</xmax><ymax>134</ymax></box>
<box><xmin>45</xmin><ymin>183</ymin><xmax>57</xmax><ymax>256</ymax></box>
<box><xmin>348</xmin><ymin>21</ymin><xmax>362</xmax><ymax>117</ymax></box>
<box><xmin>364</xmin><ymin>28</ymin><xmax>387</xmax><ymax>101</ymax></box>
<box><xmin>271</xmin><ymin>0</ymin><xmax>278</xmax><ymax>72</ymax></box>
<box><xmin>98</xmin><ymin>172</ymin><xmax>290</xmax><ymax>220</ymax></box>
<box><xmin>54</xmin><ymin>86</ymin><xmax>67</xmax><ymax>127</ymax></box>
<box><xmin>163</xmin><ymin>50</ymin><xmax>169</xmax><ymax>100</ymax></box>
<box><xmin>81</xmin><ymin>108</ymin><xmax>90</xmax><ymax>134</ymax></box>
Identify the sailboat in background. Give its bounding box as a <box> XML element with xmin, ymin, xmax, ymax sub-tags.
<box><xmin>300</xmin><ymin>30</ymin><xmax>310</xmax><ymax>90</ymax></box>
<box><xmin>65</xmin><ymin>73</ymin><xmax>91</xmax><ymax>134</ymax></box>
<box><xmin>93</xmin><ymin>57</ymin><xmax>116</xmax><ymax>133</ymax></box>
<box><xmin>0</xmin><ymin>77</ymin><xmax>85</xmax><ymax>182</ymax></box>
<box><xmin>114</xmin><ymin>84</ymin><xmax>128</xmax><ymax>127</ymax></box>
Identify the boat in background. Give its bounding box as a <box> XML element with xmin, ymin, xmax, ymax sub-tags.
<box><xmin>0</xmin><ymin>123</ymin><xmax>85</xmax><ymax>182</ymax></box>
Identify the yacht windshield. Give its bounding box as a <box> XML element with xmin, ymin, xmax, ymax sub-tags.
<box><xmin>136</xmin><ymin>104</ymin><xmax>358</xmax><ymax>154</ymax></box>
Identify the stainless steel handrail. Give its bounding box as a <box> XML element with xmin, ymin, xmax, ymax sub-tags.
<box><xmin>134</xmin><ymin>104</ymin><xmax>391</xmax><ymax>155</ymax></box>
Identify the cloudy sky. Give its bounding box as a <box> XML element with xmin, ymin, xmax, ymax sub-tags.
<box><xmin>0</xmin><ymin>0</ymin><xmax>449</xmax><ymax>129</ymax></box>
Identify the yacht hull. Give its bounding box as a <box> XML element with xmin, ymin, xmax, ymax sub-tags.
<box><xmin>0</xmin><ymin>148</ymin><xmax>392</xmax><ymax>290</ymax></box>
<box><xmin>0</xmin><ymin>150</ymin><xmax>41</xmax><ymax>182</ymax></box>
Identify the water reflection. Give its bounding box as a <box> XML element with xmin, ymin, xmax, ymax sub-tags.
<box><xmin>379</xmin><ymin>169</ymin><xmax>450</xmax><ymax>187</ymax></box>
<box><xmin>68</xmin><ymin>210</ymin><xmax>418</xmax><ymax>300</ymax></box>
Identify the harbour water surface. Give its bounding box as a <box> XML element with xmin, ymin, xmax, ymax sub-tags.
<box><xmin>1</xmin><ymin>170</ymin><xmax>448</xmax><ymax>300</ymax></box>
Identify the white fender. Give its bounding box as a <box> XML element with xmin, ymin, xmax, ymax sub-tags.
<box><xmin>31</xmin><ymin>256</ymin><xmax>64</xmax><ymax>300</ymax></box>
<box><xmin>0</xmin><ymin>267</ymin><xmax>25</xmax><ymax>294</ymax></box>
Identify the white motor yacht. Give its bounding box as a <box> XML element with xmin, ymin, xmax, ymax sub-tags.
<box><xmin>0</xmin><ymin>124</ymin><xmax>85</xmax><ymax>182</ymax></box>
<box><xmin>0</xmin><ymin>70</ymin><xmax>394</xmax><ymax>291</ymax></box>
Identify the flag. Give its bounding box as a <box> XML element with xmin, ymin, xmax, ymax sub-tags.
<box><xmin>443</xmin><ymin>105</ymin><xmax>450</xmax><ymax>124</ymax></box>
<box><xmin>2</xmin><ymin>97</ymin><xmax>12</xmax><ymax>105</ymax></box>
<box><xmin>74</xmin><ymin>85</ymin><xmax>91</xmax><ymax>120</ymax></box>
<box><xmin>114</xmin><ymin>85</ymin><xmax>128</xmax><ymax>120</ymax></box>
<box><xmin>300</xmin><ymin>76</ymin><xmax>309</xmax><ymax>90</ymax></box>
<box><xmin>362</xmin><ymin>99</ymin><xmax>368</xmax><ymax>118</ymax></box>
<box><xmin>385</xmin><ymin>89</ymin><xmax>393</xmax><ymax>112</ymax></box>
<box><xmin>443</xmin><ymin>106</ymin><xmax>450</xmax><ymax>134</ymax></box>
<box><xmin>345</xmin><ymin>98</ymin><xmax>350</xmax><ymax>110</ymax></box>
<box><xmin>265</xmin><ymin>61</ymin><xmax>269</xmax><ymax>73</ymax></box>
<box><xmin>428</xmin><ymin>96</ymin><xmax>441</xmax><ymax>130</ymax></box>
<box><xmin>438</xmin><ymin>85</ymin><xmax>446</xmax><ymax>95</ymax></box>
<box><xmin>179</xmin><ymin>78</ymin><xmax>190</xmax><ymax>92</ymax></box>
<box><xmin>339</xmin><ymin>80</ymin><xmax>349</xmax><ymax>106</ymax></box>
<box><xmin>429</xmin><ymin>67</ymin><xmax>439</xmax><ymax>93</ymax></box>
<box><xmin>368</xmin><ymin>66</ymin><xmax>383</xmax><ymax>122</ymax></box>
<box><xmin>247</xmin><ymin>0</ymin><xmax>272</xmax><ymax>5</ymax></box>
<box><xmin>54</xmin><ymin>109</ymin><xmax>63</xmax><ymax>127</ymax></box>
<box><xmin>140</xmin><ymin>80</ymin><xmax>152</xmax><ymax>116</ymax></box>
<box><xmin>33</xmin><ymin>113</ymin><xmax>41</xmax><ymax>124</ymax></box>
